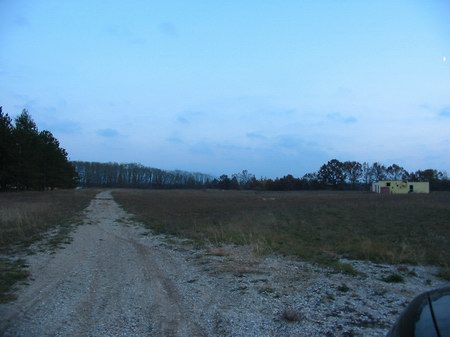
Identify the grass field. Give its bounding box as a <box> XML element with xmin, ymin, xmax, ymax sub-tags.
<box><xmin>0</xmin><ymin>189</ymin><xmax>97</xmax><ymax>302</ymax></box>
<box><xmin>113</xmin><ymin>189</ymin><xmax>450</xmax><ymax>271</ymax></box>
<box><xmin>0</xmin><ymin>189</ymin><xmax>97</xmax><ymax>250</ymax></box>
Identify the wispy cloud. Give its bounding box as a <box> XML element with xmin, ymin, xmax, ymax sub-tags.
<box><xmin>343</xmin><ymin>116</ymin><xmax>357</xmax><ymax>123</ymax></box>
<box><xmin>419</xmin><ymin>103</ymin><xmax>432</xmax><ymax>110</ymax></box>
<box><xmin>326</xmin><ymin>112</ymin><xmax>357</xmax><ymax>124</ymax></box>
<box><xmin>275</xmin><ymin>135</ymin><xmax>304</xmax><ymax>149</ymax></box>
<box><xmin>177</xmin><ymin>110</ymin><xmax>204</xmax><ymax>124</ymax></box>
<box><xmin>439</xmin><ymin>106</ymin><xmax>450</xmax><ymax>117</ymax></box>
<box><xmin>10</xmin><ymin>92</ymin><xmax>39</xmax><ymax>113</ymax></box>
<box><xmin>166</xmin><ymin>136</ymin><xmax>183</xmax><ymax>144</ymax></box>
<box><xmin>97</xmin><ymin>128</ymin><xmax>120</xmax><ymax>138</ymax></box>
<box><xmin>190</xmin><ymin>142</ymin><xmax>214</xmax><ymax>156</ymax></box>
<box><xmin>246</xmin><ymin>132</ymin><xmax>267</xmax><ymax>140</ymax></box>
<box><xmin>14</xmin><ymin>16</ymin><xmax>30</xmax><ymax>28</ymax></box>
<box><xmin>259</xmin><ymin>108</ymin><xmax>296</xmax><ymax>117</ymax></box>
<box><xmin>216</xmin><ymin>143</ymin><xmax>251</xmax><ymax>152</ymax></box>
<box><xmin>195</xmin><ymin>136</ymin><xmax>329</xmax><ymax>177</ymax></box>
<box><xmin>177</xmin><ymin>116</ymin><xmax>189</xmax><ymax>124</ymax></box>
<box><xmin>158</xmin><ymin>22</ymin><xmax>178</xmax><ymax>38</ymax></box>
<box><xmin>43</xmin><ymin>121</ymin><xmax>81</xmax><ymax>134</ymax></box>
<box><xmin>105</xmin><ymin>25</ymin><xmax>146</xmax><ymax>45</ymax></box>
<box><xmin>108</xmin><ymin>100</ymin><xmax>131</xmax><ymax>108</ymax></box>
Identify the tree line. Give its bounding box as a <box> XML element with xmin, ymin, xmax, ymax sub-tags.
<box><xmin>236</xmin><ymin>159</ymin><xmax>450</xmax><ymax>191</ymax></box>
<box><xmin>0</xmin><ymin>108</ymin><xmax>77</xmax><ymax>191</ymax></box>
<box><xmin>73</xmin><ymin>159</ymin><xmax>450</xmax><ymax>191</ymax></box>
<box><xmin>214</xmin><ymin>160</ymin><xmax>449</xmax><ymax>191</ymax></box>
<box><xmin>72</xmin><ymin>161</ymin><xmax>214</xmax><ymax>188</ymax></box>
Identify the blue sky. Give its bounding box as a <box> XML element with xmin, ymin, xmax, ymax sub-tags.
<box><xmin>1</xmin><ymin>1</ymin><xmax>449</xmax><ymax>178</ymax></box>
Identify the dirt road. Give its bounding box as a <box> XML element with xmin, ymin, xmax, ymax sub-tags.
<box><xmin>0</xmin><ymin>191</ymin><xmax>208</xmax><ymax>337</ymax></box>
<box><xmin>1</xmin><ymin>191</ymin><xmax>448</xmax><ymax>337</ymax></box>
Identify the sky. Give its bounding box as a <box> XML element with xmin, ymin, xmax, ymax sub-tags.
<box><xmin>1</xmin><ymin>0</ymin><xmax>450</xmax><ymax>178</ymax></box>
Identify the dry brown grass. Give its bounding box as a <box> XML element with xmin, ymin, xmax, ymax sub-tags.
<box><xmin>0</xmin><ymin>258</ymin><xmax>29</xmax><ymax>303</ymax></box>
<box><xmin>113</xmin><ymin>189</ymin><xmax>450</xmax><ymax>268</ymax></box>
<box><xmin>0</xmin><ymin>189</ymin><xmax>97</xmax><ymax>302</ymax></box>
<box><xmin>0</xmin><ymin>189</ymin><xmax>97</xmax><ymax>249</ymax></box>
<box><xmin>206</xmin><ymin>247</ymin><xmax>230</xmax><ymax>256</ymax></box>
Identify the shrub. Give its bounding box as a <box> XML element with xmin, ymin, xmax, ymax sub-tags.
<box><xmin>382</xmin><ymin>273</ymin><xmax>404</xmax><ymax>283</ymax></box>
<box><xmin>281</xmin><ymin>308</ymin><xmax>303</xmax><ymax>322</ymax></box>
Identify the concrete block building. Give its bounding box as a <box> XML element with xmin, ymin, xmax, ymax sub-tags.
<box><xmin>371</xmin><ymin>181</ymin><xmax>429</xmax><ymax>194</ymax></box>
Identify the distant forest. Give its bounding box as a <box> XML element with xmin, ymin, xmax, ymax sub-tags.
<box><xmin>2</xmin><ymin>108</ymin><xmax>449</xmax><ymax>192</ymax></box>
<box><xmin>73</xmin><ymin>161</ymin><xmax>214</xmax><ymax>189</ymax></box>
<box><xmin>0</xmin><ymin>108</ymin><xmax>77</xmax><ymax>191</ymax></box>
<box><xmin>74</xmin><ymin>159</ymin><xmax>450</xmax><ymax>191</ymax></box>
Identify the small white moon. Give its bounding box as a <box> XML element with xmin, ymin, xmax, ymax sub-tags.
<box><xmin>444</xmin><ymin>56</ymin><xmax>447</xmax><ymax>62</ymax></box>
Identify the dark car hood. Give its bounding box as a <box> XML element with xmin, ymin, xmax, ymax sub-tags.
<box><xmin>387</xmin><ymin>287</ymin><xmax>450</xmax><ymax>337</ymax></box>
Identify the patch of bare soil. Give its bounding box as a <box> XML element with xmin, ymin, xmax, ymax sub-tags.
<box><xmin>0</xmin><ymin>191</ymin><xmax>448</xmax><ymax>337</ymax></box>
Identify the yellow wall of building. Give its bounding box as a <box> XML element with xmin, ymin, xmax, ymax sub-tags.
<box><xmin>371</xmin><ymin>181</ymin><xmax>429</xmax><ymax>194</ymax></box>
<box><xmin>410</xmin><ymin>182</ymin><xmax>429</xmax><ymax>193</ymax></box>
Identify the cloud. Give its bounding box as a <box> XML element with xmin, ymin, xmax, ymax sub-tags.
<box><xmin>190</xmin><ymin>142</ymin><xmax>214</xmax><ymax>156</ymax></box>
<box><xmin>246</xmin><ymin>132</ymin><xmax>267</xmax><ymax>140</ymax></box>
<box><xmin>14</xmin><ymin>16</ymin><xmax>30</xmax><ymax>28</ymax></box>
<box><xmin>97</xmin><ymin>128</ymin><xmax>120</xmax><ymax>138</ymax></box>
<box><xmin>206</xmin><ymin>136</ymin><xmax>329</xmax><ymax>177</ymax></box>
<box><xmin>106</xmin><ymin>25</ymin><xmax>123</xmax><ymax>37</ymax></box>
<box><xmin>335</xmin><ymin>86</ymin><xmax>352</xmax><ymax>96</ymax></box>
<box><xmin>10</xmin><ymin>92</ymin><xmax>39</xmax><ymax>112</ymax></box>
<box><xmin>13</xmin><ymin>100</ymin><xmax>38</xmax><ymax>112</ymax></box>
<box><xmin>419</xmin><ymin>104</ymin><xmax>450</xmax><ymax>117</ymax></box>
<box><xmin>166</xmin><ymin>137</ymin><xmax>183</xmax><ymax>144</ymax></box>
<box><xmin>177</xmin><ymin>110</ymin><xmax>204</xmax><ymax>124</ymax></box>
<box><xmin>343</xmin><ymin>116</ymin><xmax>357</xmax><ymax>123</ymax></box>
<box><xmin>177</xmin><ymin>116</ymin><xmax>189</xmax><ymax>124</ymax></box>
<box><xmin>258</xmin><ymin>108</ymin><xmax>296</xmax><ymax>118</ymax></box>
<box><xmin>108</xmin><ymin>100</ymin><xmax>131</xmax><ymax>107</ymax></box>
<box><xmin>158</xmin><ymin>22</ymin><xmax>178</xmax><ymax>38</ymax></box>
<box><xmin>105</xmin><ymin>25</ymin><xmax>146</xmax><ymax>45</ymax></box>
<box><xmin>216</xmin><ymin>143</ymin><xmax>251</xmax><ymax>152</ymax></box>
<box><xmin>439</xmin><ymin>106</ymin><xmax>450</xmax><ymax>117</ymax></box>
<box><xmin>275</xmin><ymin>135</ymin><xmax>304</xmax><ymax>149</ymax></box>
<box><xmin>42</xmin><ymin>121</ymin><xmax>82</xmax><ymax>134</ymax></box>
<box><xmin>326</xmin><ymin>112</ymin><xmax>357</xmax><ymax>124</ymax></box>
<box><xmin>419</xmin><ymin>103</ymin><xmax>432</xmax><ymax>110</ymax></box>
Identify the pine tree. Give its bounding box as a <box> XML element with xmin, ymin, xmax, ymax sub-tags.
<box><xmin>12</xmin><ymin>109</ymin><xmax>41</xmax><ymax>189</ymax></box>
<box><xmin>0</xmin><ymin>107</ymin><xmax>17</xmax><ymax>190</ymax></box>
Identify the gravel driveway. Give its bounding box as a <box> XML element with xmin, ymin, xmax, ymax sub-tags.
<box><xmin>0</xmin><ymin>191</ymin><xmax>448</xmax><ymax>337</ymax></box>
